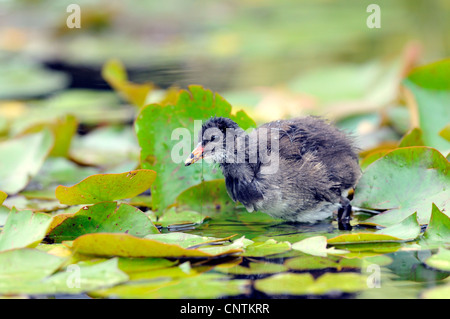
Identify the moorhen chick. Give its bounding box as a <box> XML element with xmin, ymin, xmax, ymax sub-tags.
<box><xmin>185</xmin><ymin>116</ymin><xmax>361</xmax><ymax>230</ymax></box>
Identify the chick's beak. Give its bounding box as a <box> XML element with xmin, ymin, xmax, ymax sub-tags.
<box><xmin>184</xmin><ymin>143</ymin><xmax>204</xmax><ymax>166</ymax></box>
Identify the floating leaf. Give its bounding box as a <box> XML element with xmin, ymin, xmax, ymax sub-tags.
<box><xmin>376</xmin><ymin>212</ymin><xmax>421</xmax><ymax>241</ymax></box>
<box><xmin>423</xmin><ymin>204</ymin><xmax>450</xmax><ymax>243</ymax></box>
<box><xmin>425</xmin><ymin>248</ymin><xmax>450</xmax><ymax>272</ymax></box>
<box><xmin>0</xmin><ymin>248</ymin><xmax>65</xmax><ymax>283</ymax></box>
<box><xmin>254</xmin><ymin>272</ymin><xmax>367</xmax><ymax>296</ymax></box>
<box><xmin>403</xmin><ymin>59</ymin><xmax>450</xmax><ymax>153</ymax></box>
<box><xmin>215</xmin><ymin>261</ymin><xmax>287</xmax><ymax>275</ymax></box>
<box><xmin>242</xmin><ymin>239</ymin><xmax>291</xmax><ymax>257</ymax></box>
<box><xmin>292</xmin><ymin>236</ymin><xmax>349</xmax><ymax>257</ymax></box>
<box><xmin>71</xmin><ymin>233</ymin><xmax>242</xmax><ymax>258</ymax></box>
<box><xmin>47</xmin><ymin>202</ymin><xmax>159</xmax><ymax>243</ymax></box>
<box><xmin>0</xmin><ymin>191</ymin><xmax>6</xmax><ymax>205</ymax></box>
<box><xmin>354</xmin><ymin>147</ymin><xmax>450</xmax><ymax>226</ymax></box>
<box><xmin>0</xmin><ymin>208</ymin><xmax>53</xmax><ymax>251</ymax></box>
<box><xmin>56</xmin><ymin>169</ymin><xmax>156</xmax><ymax>205</ymax></box>
<box><xmin>327</xmin><ymin>233</ymin><xmax>404</xmax><ymax>245</ymax></box>
<box><xmin>174</xmin><ymin>179</ymin><xmax>237</xmax><ymax>214</ymax></box>
<box><xmin>102</xmin><ymin>59</ymin><xmax>154</xmax><ymax>108</ymax></box>
<box><xmin>144</xmin><ymin>232</ymin><xmax>234</xmax><ymax>249</ymax></box>
<box><xmin>0</xmin><ymin>130</ymin><xmax>54</xmax><ymax>194</ymax></box>
<box><xmin>91</xmin><ymin>273</ymin><xmax>249</xmax><ymax>299</ymax></box>
<box><xmin>135</xmin><ymin>85</ymin><xmax>255</xmax><ymax>211</ymax></box>
<box><xmin>398</xmin><ymin>127</ymin><xmax>425</xmax><ymax>148</ymax></box>
<box><xmin>422</xmin><ymin>283</ymin><xmax>450</xmax><ymax>299</ymax></box>
<box><xmin>19</xmin><ymin>114</ymin><xmax>78</xmax><ymax>158</ymax></box>
<box><xmin>0</xmin><ymin>257</ymin><xmax>128</xmax><ymax>296</ymax></box>
<box><xmin>156</xmin><ymin>209</ymin><xmax>209</xmax><ymax>227</ymax></box>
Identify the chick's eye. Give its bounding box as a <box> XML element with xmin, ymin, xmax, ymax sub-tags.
<box><xmin>211</xmin><ymin>135</ymin><xmax>218</xmax><ymax>142</ymax></box>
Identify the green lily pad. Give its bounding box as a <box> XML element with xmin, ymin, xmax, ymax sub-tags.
<box><xmin>144</xmin><ymin>232</ymin><xmax>234</xmax><ymax>249</ymax></box>
<box><xmin>422</xmin><ymin>283</ymin><xmax>450</xmax><ymax>299</ymax></box>
<box><xmin>91</xmin><ymin>273</ymin><xmax>250</xmax><ymax>299</ymax></box>
<box><xmin>0</xmin><ymin>208</ymin><xmax>53</xmax><ymax>251</ymax></box>
<box><xmin>55</xmin><ymin>169</ymin><xmax>157</xmax><ymax>205</ymax></box>
<box><xmin>376</xmin><ymin>212</ymin><xmax>421</xmax><ymax>240</ymax></box>
<box><xmin>156</xmin><ymin>209</ymin><xmax>209</xmax><ymax>227</ymax></box>
<box><xmin>424</xmin><ymin>248</ymin><xmax>450</xmax><ymax>272</ymax></box>
<box><xmin>102</xmin><ymin>59</ymin><xmax>154</xmax><ymax>108</ymax></box>
<box><xmin>47</xmin><ymin>202</ymin><xmax>159</xmax><ymax>243</ymax></box>
<box><xmin>118</xmin><ymin>257</ymin><xmax>177</xmax><ymax>274</ymax></box>
<box><xmin>174</xmin><ymin>179</ymin><xmax>237</xmax><ymax>214</ymax></box>
<box><xmin>71</xmin><ymin>233</ymin><xmax>243</xmax><ymax>258</ymax></box>
<box><xmin>403</xmin><ymin>59</ymin><xmax>450</xmax><ymax>153</ymax></box>
<box><xmin>423</xmin><ymin>204</ymin><xmax>450</xmax><ymax>243</ymax></box>
<box><xmin>0</xmin><ymin>248</ymin><xmax>65</xmax><ymax>283</ymax></box>
<box><xmin>242</xmin><ymin>239</ymin><xmax>291</xmax><ymax>257</ymax></box>
<box><xmin>135</xmin><ymin>85</ymin><xmax>255</xmax><ymax>211</ymax></box>
<box><xmin>0</xmin><ymin>129</ymin><xmax>54</xmax><ymax>194</ymax></box>
<box><xmin>215</xmin><ymin>261</ymin><xmax>287</xmax><ymax>275</ymax></box>
<box><xmin>254</xmin><ymin>272</ymin><xmax>368</xmax><ymax>296</ymax></box>
<box><xmin>292</xmin><ymin>236</ymin><xmax>349</xmax><ymax>257</ymax></box>
<box><xmin>398</xmin><ymin>127</ymin><xmax>425</xmax><ymax>148</ymax></box>
<box><xmin>354</xmin><ymin>147</ymin><xmax>450</xmax><ymax>226</ymax></box>
<box><xmin>0</xmin><ymin>257</ymin><xmax>128</xmax><ymax>296</ymax></box>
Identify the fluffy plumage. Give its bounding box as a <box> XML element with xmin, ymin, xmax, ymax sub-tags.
<box><xmin>189</xmin><ymin>116</ymin><xmax>361</xmax><ymax>226</ymax></box>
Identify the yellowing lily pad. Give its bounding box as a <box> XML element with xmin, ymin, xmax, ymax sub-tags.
<box><xmin>55</xmin><ymin>169</ymin><xmax>157</xmax><ymax>205</ymax></box>
<box><xmin>71</xmin><ymin>233</ymin><xmax>243</xmax><ymax>258</ymax></box>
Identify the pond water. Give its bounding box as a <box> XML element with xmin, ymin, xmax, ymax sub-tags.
<box><xmin>182</xmin><ymin>211</ymin><xmax>449</xmax><ymax>299</ymax></box>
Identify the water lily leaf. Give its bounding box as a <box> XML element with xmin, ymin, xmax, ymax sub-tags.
<box><xmin>242</xmin><ymin>239</ymin><xmax>291</xmax><ymax>257</ymax></box>
<box><xmin>376</xmin><ymin>212</ymin><xmax>421</xmax><ymax>241</ymax></box>
<box><xmin>327</xmin><ymin>233</ymin><xmax>403</xmax><ymax>245</ymax></box>
<box><xmin>156</xmin><ymin>209</ymin><xmax>209</xmax><ymax>227</ymax></box>
<box><xmin>424</xmin><ymin>248</ymin><xmax>450</xmax><ymax>272</ymax></box>
<box><xmin>47</xmin><ymin>202</ymin><xmax>159</xmax><ymax>243</ymax></box>
<box><xmin>102</xmin><ymin>59</ymin><xmax>154</xmax><ymax>108</ymax></box>
<box><xmin>215</xmin><ymin>261</ymin><xmax>287</xmax><ymax>275</ymax></box>
<box><xmin>0</xmin><ymin>248</ymin><xmax>65</xmax><ymax>283</ymax></box>
<box><xmin>285</xmin><ymin>254</ymin><xmax>391</xmax><ymax>271</ymax></box>
<box><xmin>0</xmin><ymin>191</ymin><xmax>6</xmax><ymax>205</ymax></box>
<box><xmin>403</xmin><ymin>59</ymin><xmax>450</xmax><ymax>153</ymax></box>
<box><xmin>91</xmin><ymin>273</ymin><xmax>250</xmax><ymax>299</ymax></box>
<box><xmin>0</xmin><ymin>129</ymin><xmax>54</xmax><ymax>194</ymax></box>
<box><xmin>354</xmin><ymin>147</ymin><xmax>450</xmax><ymax>226</ymax></box>
<box><xmin>55</xmin><ymin>169</ymin><xmax>157</xmax><ymax>205</ymax></box>
<box><xmin>19</xmin><ymin>114</ymin><xmax>78</xmax><ymax>158</ymax></box>
<box><xmin>118</xmin><ymin>257</ymin><xmax>177</xmax><ymax>274</ymax></box>
<box><xmin>422</xmin><ymin>283</ymin><xmax>450</xmax><ymax>299</ymax></box>
<box><xmin>71</xmin><ymin>233</ymin><xmax>242</xmax><ymax>258</ymax></box>
<box><xmin>398</xmin><ymin>127</ymin><xmax>425</xmax><ymax>148</ymax></box>
<box><xmin>423</xmin><ymin>204</ymin><xmax>450</xmax><ymax>243</ymax></box>
<box><xmin>254</xmin><ymin>272</ymin><xmax>367</xmax><ymax>296</ymax></box>
<box><xmin>0</xmin><ymin>257</ymin><xmax>128</xmax><ymax>296</ymax></box>
<box><xmin>174</xmin><ymin>179</ymin><xmax>237</xmax><ymax>214</ymax></box>
<box><xmin>292</xmin><ymin>236</ymin><xmax>349</xmax><ymax>257</ymax></box>
<box><xmin>0</xmin><ymin>208</ymin><xmax>53</xmax><ymax>251</ymax></box>
<box><xmin>135</xmin><ymin>85</ymin><xmax>255</xmax><ymax>211</ymax></box>
<box><xmin>439</xmin><ymin>124</ymin><xmax>450</xmax><ymax>142</ymax></box>
<box><xmin>144</xmin><ymin>232</ymin><xmax>234</xmax><ymax>249</ymax></box>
